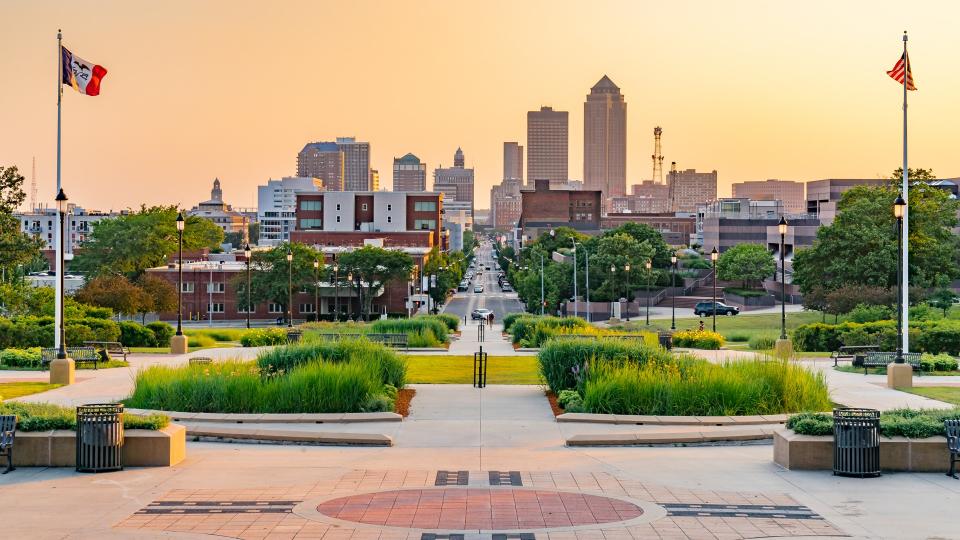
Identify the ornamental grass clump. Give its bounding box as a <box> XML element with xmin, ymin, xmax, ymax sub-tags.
<box><xmin>256</xmin><ymin>338</ymin><xmax>406</xmax><ymax>388</ymax></box>
<box><xmin>509</xmin><ymin>316</ymin><xmax>588</xmax><ymax>345</ymax></box>
<box><xmin>0</xmin><ymin>402</ymin><xmax>169</xmax><ymax>432</ymax></box>
<box><xmin>371</xmin><ymin>317</ymin><xmax>449</xmax><ymax>344</ymax></box>
<box><xmin>538</xmin><ymin>337</ymin><xmax>676</xmax><ymax>393</ymax></box>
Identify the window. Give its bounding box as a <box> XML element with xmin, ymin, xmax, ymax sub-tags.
<box><xmin>414</xmin><ymin>219</ymin><xmax>436</xmax><ymax>230</ymax></box>
<box><xmin>207</xmin><ymin>303</ymin><xmax>224</xmax><ymax>313</ymax></box>
<box><xmin>268</xmin><ymin>303</ymin><xmax>284</xmax><ymax>314</ymax></box>
<box><xmin>299</xmin><ymin>303</ymin><xmax>315</xmax><ymax>314</ymax></box>
<box><xmin>336</xmin><ymin>215</ymin><xmax>341</xmax><ymax>223</ymax></box>
<box><xmin>300</xmin><ymin>200</ymin><xmax>322</xmax><ymax>211</ymax></box>
<box><xmin>300</xmin><ymin>218</ymin><xmax>322</xmax><ymax>229</ymax></box>
<box><xmin>387</xmin><ymin>204</ymin><xmax>392</xmax><ymax>211</ymax></box>
<box><xmin>336</xmin><ymin>203</ymin><xmax>341</xmax><ymax>211</ymax></box>
<box><xmin>414</xmin><ymin>201</ymin><xmax>436</xmax><ymax>212</ymax></box>
<box><xmin>181</xmin><ymin>283</ymin><xmax>194</xmax><ymax>293</ymax></box>
<box><xmin>207</xmin><ymin>282</ymin><xmax>225</xmax><ymax>293</ymax></box>
<box><xmin>387</xmin><ymin>216</ymin><xmax>392</xmax><ymax>223</ymax></box>
<box><xmin>361</xmin><ymin>203</ymin><xmax>368</xmax><ymax>211</ymax></box>
<box><xmin>237</xmin><ymin>304</ymin><xmax>256</xmax><ymax>313</ymax></box>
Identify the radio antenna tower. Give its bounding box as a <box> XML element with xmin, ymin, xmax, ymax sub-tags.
<box><xmin>31</xmin><ymin>156</ymin><xmax>38</xmax><ymax>211</ymax></box>
<box><xmin>651</xmin><ymin>126</ymin><xmax>664</xmax><ymax>184</ymax></box>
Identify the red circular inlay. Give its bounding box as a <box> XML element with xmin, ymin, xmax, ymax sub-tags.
<box><xmin>317</xmin><ymin>488</ymin><xmax>643</xmax><ymax>530</ymax></box>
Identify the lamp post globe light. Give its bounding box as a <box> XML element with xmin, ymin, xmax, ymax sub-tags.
<box><xmin>670</xmin><ymin>255</ymin><xmax>677</xmax><ymax>330</ymax></box>
<box><xmin>624</xmin><ymin>264</ymin><xmax>631</xmax><ymax>322</ymax></box>
<box><xmin>644</xmin><ymin>259</ymin><xmax>652</xmax><ymax>325</ymax></box>
<box><xmin>286</xmin><ymin>248</ymin><xmax>293</xmax><ymax>327</ymax></box>
<box><xmin>169</xmin><ymin>213</ymin><xmax>189</xmax><ymax>354</ymax></box>
<box><xmin>710</xmin><ymin>247</ymin><xmax>719</xmax><ymax>332</ymax></box>
<box><xmin>244</xmin><ymin>244</ymin><xmax>252</xmax><ymax>329</ymax></box>
<box><xmin>49</xmin><ymin>188</ymin><xmax>75</xmax><ymax>384</ymax></box>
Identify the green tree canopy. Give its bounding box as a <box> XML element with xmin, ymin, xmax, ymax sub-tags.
<box><xmin>422</xmin><ymin>246</ymin><xmax>465</xmax><ymax>309</ymax></box>
<box><xmin>0</xmin><ymin>165</ymin><xmax>43</xmax><ymax>275</ymax></box>
<box><xmin>238</xmin><ymin>243</ymin><xmax>324</xmax><ymax>321</ymax></box>
<box><xmin>337</xmin><ymin>245</ymin><xmax>414</xmax><ymax>320</ymax></box>
<box><xmin>716</xmin><ymin>243</ymin><xmax>776</xmax><ymax>289</ymax></box>
<box><xmin>594</xmin><ymin>222</ymin><xmax>673</xmax><ymax>268</ymax></box>
<box><xmin>74</xmin><ymin>206</ymin><xmax>224</xmax><ymax>279</ymax></box>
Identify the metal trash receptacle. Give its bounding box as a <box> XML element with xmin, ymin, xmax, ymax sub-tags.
<box><xmin>833</xmin><ymin>408</ymin><xmax>880</xmax><ymax>478</ymax></box>
<box><xmin>286</xmin><ymin>330</ymin><xmax>302</xmax><ymax>344</ymax></box>
<box><xmin>76</xmin><ymin>403</ymin><xmax>124</xmax><ymax>473</ymax></box>
<box><xmin>658</xmin><ymin>331</ymin><xmax>673</xmax><ymax>350</ymax></box>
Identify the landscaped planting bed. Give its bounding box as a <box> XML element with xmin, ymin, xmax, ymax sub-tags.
<box><xmin>298</xmin><ymin>315</ymin><xmax>454</xmax><ymax>347</ymax></box>
<box><xmin>0</xmin><ymin>401</ymin><xmax>169</xmax><ymax>431</ymax></box>
<box><xmin>126</xmin><ymin>338</ymin><xmax>406</xmax><ymax>413</ymax></box>
<box><xmin>787</xmin><ymin>409</ymin><xmax>960</xmax><ymax>439</ymax></box>
<box><xmin>506</xmin><ymin>315</ymin><xmax>656</xmax><ymax>348</ymax></box>
<box><xmin>540</xmin><ymin>338</ymin><xmax>831</xmax><ymax>416</ymax></box>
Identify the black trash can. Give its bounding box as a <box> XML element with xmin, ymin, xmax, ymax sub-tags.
<box><xmin>658</xmin><ymin>331</ymin><xmax>673</xmax><ymax>351</ymax></box>
<box><xmin>76</xmin><ymin>404</ymin><xmax>124</xmax><ymax>473</ymax></box>
<box><xmin>286</xmin><ymin>330</ymin><xmax>302</xmax><ymax>344</ymax></box>
<box><xmin>833</xmin><ymin>408</ymin><xmax>880</xmax><ymax>478</ymax></box>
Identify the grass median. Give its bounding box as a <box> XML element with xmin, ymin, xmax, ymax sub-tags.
<box><xmin>404</xmin><ymin>355</ymin><xmax>541</xmax><ymax>384</ymax></box>
<box><xmin>0</xmin><ymin>382</ymin><xmax>62</xmax><ymax>401</ymax></box>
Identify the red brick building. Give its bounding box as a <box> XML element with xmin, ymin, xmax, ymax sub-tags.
<box><xmin>519</xmin><ymin>179</ymin><xmax>603</xmax><ymax>239</ymax></box>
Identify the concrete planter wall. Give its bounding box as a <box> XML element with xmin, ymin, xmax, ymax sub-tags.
<box><xmin>724</xmin><ymin>291</ymin><xmax>775</xmax><ymax>307</ymax></box>
<box><xmin>773</xmin><ymin>429</ymin><xmax>950</xmax><ymax>472</ymax></box>
<box><xmin>12</xmin><ymin>424</ymin><xmax>186</xmax><ymax>468</ymax></box>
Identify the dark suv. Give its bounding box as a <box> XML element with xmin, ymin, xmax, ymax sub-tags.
<box><xmin>693</xmin><ymin>301</ymin><xmax>739</xmax><ymax>316</ymax></box>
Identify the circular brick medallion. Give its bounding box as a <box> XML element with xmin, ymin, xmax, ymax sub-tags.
<box><xmin>316</xmin><ymin>488</ymin><xmax>643</xmax><ymax>530</ymax></box>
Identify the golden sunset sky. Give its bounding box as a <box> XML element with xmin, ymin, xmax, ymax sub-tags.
<box><xmin>2</xmin><ymin>1</ymin><xmax>958</xmax><ymax>211</ymax></box>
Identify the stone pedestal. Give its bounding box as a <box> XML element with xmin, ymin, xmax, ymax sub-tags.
<box><xmin>887</xmin><ymin>362</ymin><xmax>913</xmax><ymax>389</ymax></box>
<box><xmin>774</xmin><ymin>338</ymin><xmax>794</xmax><ymax>359</ymax></box>
<box><xmin>49</xmin><ymin>357</ymin><xmax>75</xmax><ymax>385</ymax></box>
<box><xmin>170</xmin><ymin>334</ymin><xmax>188</xmax><ymax>355</ymax></box>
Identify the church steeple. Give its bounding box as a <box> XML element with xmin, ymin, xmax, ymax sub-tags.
<box><xmin>211</xmin><ymin>178</ymin><xmax>223</xmax><ymax>202</ymax></box>
<box><xmin>454</xmin><ymin>147</ymin><xmax>465</xmax><ymax>168</ymax></box>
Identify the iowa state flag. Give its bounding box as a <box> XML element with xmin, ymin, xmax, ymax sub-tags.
<box><xmin>61</xmin><ymin>47</ymin><xmax>107</xmax><ymax>96</ymax></box>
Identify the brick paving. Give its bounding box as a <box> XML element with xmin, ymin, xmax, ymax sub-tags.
<box><xmin>114</xmin><ymin>469</ymin><xmax>845</xmax><ymax>539</ymax></box>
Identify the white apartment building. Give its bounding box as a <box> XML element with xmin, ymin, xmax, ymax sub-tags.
<box><xmin>16</xmin><ymin>205</ymin><xmax>124</xmax><ymax>252</ymax></box>
<box><xmin>257</xmin><ymin>176</ymin><xmax>324</xmax><ymax>245</ymax></box>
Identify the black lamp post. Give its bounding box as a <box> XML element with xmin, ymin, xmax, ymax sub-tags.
<box><xmin>244</xmin><ymin>244</ymin><xmax>252</xmax><ymax>329</ymax></box>
<box><xmin>624</xmin><ymin>263</ymin><xmax>631</xmax><ymax>322</ymax></box>
<box><xmin>710</xmin><ymin>247</ymin><xmax>719</xmax><ymax>332</ymax></box>
<box><xmin>313</xmin><ymin>259</ymin><xmax>320</xmax><ymax>322</ymax></box>
<box><xmin>286</xmin><ymin>247</ymin><xmax>293</xmax><ymax>327</ymax></box>
<box><xmin>347</xmin><ymin>272</ymin><xmax>354</xmax><ymax>320</ymax></box>
<box><xmin>176</xmin><ymin>212</ymin><xmax>185</xmax><ymax>337</ymax></box>
<box><xmin>333</xmin><ymin>264</ymin><xmax>339</xmax><ymax>321</ymax></box>
<box><xmin>55</xmin><ymin>188</ymin><xmax>68</xmax><ymax>359</ymax></box>
<box><xmin>670</xmin><ymin>255</ymin><xmax>677</xmax><ymax>330</ymax></box>
<box><xmin>894</xmin><ymin>194</ymin><xmax>907</xmax><ymax>363</ymax></box>
<box><xmin>778</xmin><ymin>216</ymin><xmax>788</xmax><ymax>340</ymax></box>
<box><xmin>644</xmin><ymin>260</ymin><xmax>652</xmax><ymax>325</ymax></box>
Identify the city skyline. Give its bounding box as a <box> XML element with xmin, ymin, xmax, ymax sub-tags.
<box><xmin>3</xmin><ymin>1</ymin><xmax>960</xmax><ymax>211</ymax></box>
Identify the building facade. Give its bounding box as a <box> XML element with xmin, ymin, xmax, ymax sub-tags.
<box><xmin>188</xmin><ymin>178</ymin><xmax>250</xmax><ymax>245</ymax></box>
<box><xmin>433</xmin><ymin>148</ymin><xmax>475</xmax><ymax>220</ymax></box>
<box><xmin>257</xmin><ymin>177</ymin><xmax>324</xmax><ymax>245</ymax></box>
<box><xmin>297</xmin><ymin>142</ymin><xmax>343</xmax><ymax>191</ymax></box>
<box><xmin>489</xmin><ymin>178</ymin><xmax>522</xmax><ymax>230</ymax></box>
<box><xmin>601</xmin><ymin>212</ymin><xmax>696</xmax><ymax>247</ymax></box>
<box><xmin>583</xmin><ymin>75</ymin><xmax>627</xmax><ymax>201</ymax></box>
<box><xmin>519</xmin><ymin>179</ymin><xmax>602</xmax><ymax>239</ymax></box>
<box><xmin>16</xmin><ymin>205</ymin><xmax>122</xmax><ymax>252</ymax></box>
<box><xmin>732</xmin><ymin>179</ymin><xmax>806</xmax><ymax>214</ymax></box>
<box><xmin>699</xmin><ymin>198</ymin><xmax>784</xmax><ymax>252</ymax></box>
<box><xmin>806</xmin><ymin>178</ymin><xmax>889</xmax><ymax>224</ymax></box>
<box><xmin>337</xmin><ymin>137</ymin><xmax>372</xmax><ymax>191</ymax></box>
<box><xmin>668</xmin><ymin>168</ymin><xmax>718</xmax><ymax>213</ymax></box>
<box><xmin>503</xmin><ymin>142</ymin><xmax>523</xmax><ymax>182</ymax></box>
<box><xmin>392</xmin><ymin>153</ymin><xmax>426</xmax><ymax>192</ymax></box>
<box><xmin>527</xmin><ymin>106</ymin><xmax>568</xmax><ymax>188</ymax></box>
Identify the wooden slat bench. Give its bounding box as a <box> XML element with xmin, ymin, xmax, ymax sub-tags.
<box><xmin>83</xmin><ymin>341</ymin><xmax>130</xmax><ymax>361</ymax></box>
<box><xmin>41</xmin><ymin>347</ymin><xmax>101</xmax><ymax>370</ymax></box>
<box><xmin>861</xmin><ymin>351</ymin><xmax>921</xmax><ymax>375</ymax></box>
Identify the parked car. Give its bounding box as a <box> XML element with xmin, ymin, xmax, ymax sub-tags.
<box><xmin>457</xmin><ymin>282</ymin><xmax>469</xmax><ymax>292</ymax></box>
<box><xmin>501</xmin><ymin>284</ymin><xmax>513</xmax><ymax>292</ymax></box>
<box><xmin>471</xmin><ymin>308</ymin><xmax>493</xmax><ymax>320</ymax></box>
<box><xmin>474</xmin><ymin>284</ymin><xmax>484</xmax><ymax>293</ymax></box>
<box><xmin>693</xmin><ymin>301</ymin><xmax>740</xmax><ymax>317</ymax></box>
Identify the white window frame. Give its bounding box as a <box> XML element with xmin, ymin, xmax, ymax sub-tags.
<box><xmin>181</xmin><ymin>282</ymin><xmax>195</xmax><ymax>293</ymax></box>
<box><xmin>268</xmin><ymin>303</ymin><xmax>284</xmax><ymax>314</ymax></box>
<box><xmin>207</xmin><ymin>303</ymin><xmax>224</xmax><ymax>313</ymax></box>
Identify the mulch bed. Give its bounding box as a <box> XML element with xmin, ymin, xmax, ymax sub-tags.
<box><xmin>545</xmin><ymin>391</ymin><xmax>563</xmax><ymax>417</ymax></box>
<box><xmin>396</xmin><ymin>388</ymin><xmax>416</xmax><ymax>417</ymax></box>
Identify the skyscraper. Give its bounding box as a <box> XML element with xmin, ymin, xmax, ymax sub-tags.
<box><xmin>297</xmin><ymin>142</ymin><xmax>343</xmax><ymax>191</ymax></box>
<box><xmin>434</xmin><ymin>148</ymin><xmax>475</xmax><ymax>220</ymax></box>
<box><xmin>392</xmin><ymin>153</ymin><xmax>426</xmax><ymax>191</ymax></box>
<box><xmin>503</xmin><ymin>142</ymin><xmax>523</xmax><ymax>182</ymax></box>
<box><xmin>584</xmin><ymin>75</ymin><xmax>627</xmax><ymax>201</ymax></box>
<box><xmin>527</xmin><ymin>106</ymin><xmax>568</xmax><ymax>188</ymax></box>
<box><xmin>337</xmin><ymin>137</ymin><xmax>372</xmax><ymax>191</ymax></box>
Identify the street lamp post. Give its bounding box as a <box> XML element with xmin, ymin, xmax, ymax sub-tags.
<box><xmin>540</xmin><ymin>253</ymin><xmax>545</xmax><ymax>316</ymax></box>
<box><xmin>347</xmin><ymin>272</ymin><xmax>353</xmax><ymax>320</ymax></box>
<box><xmin>644</xmin><ymin>260</ymin><xmax>652</xmax><ymax>325</ymax></box>
<box><xmin>894</xmin><ymin>195</ymin><xmax>907</xmax><ymax>364</ymax></box>
<box><xmin>286</xmin><ymin>248</ymin><xmax>293</xmax><ymax>327</ymax></box>
<box><xmin>585</xmin><ymin>247</ymin><xmax>590</xmax><ymax>323</ymax></box>
<box><xmin>244</xmin><ymin>244</ymin><xmax>252</xmax><ymax>329</ymax></box>
<box><xmin>778</xmin><ymin>217</ymin><xmax>788</xmax><ymax>340</ymax></box>
<box><xmin>170</xmin><ymin>213</ymin><xmax>188</xmax><ymax>354</ymax></box>
<box><xmin>49</xmin><ymin>188</ymin><xmax>74</xmax><ymax>385</ymax></box>
<box><xmin>710</xmin><ymin>247</ymin><xmax>719</xmax><ymax>332</ymax></box>
<box><xmin>333</xmin><ymin>264</ymin><xmax>339</xmax><ymax>321</ymax></box>
<box><xmin>624</xmin><ymin>264</ymin><xmax>631</xmax><ymax>322</ymax></box>
<box><xmin>670</xmin><ymin>255</ymin><xmax>677</xmax><ymax>330</ymax></box>
<box><xmin>313</xmin><ymin>259</ymin><xmax>320</xmax><ymax>322</ymax></box>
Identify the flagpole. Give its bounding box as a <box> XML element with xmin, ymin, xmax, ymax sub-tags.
<box><xmin>55</xmin><ymin>29</ymin><xmax>63</xmax><ymax>353</ymax></box>
<box><xmin>901</xmin><ymin>31</ymin><xmax>910</xmax><ymax>354</ymax></box>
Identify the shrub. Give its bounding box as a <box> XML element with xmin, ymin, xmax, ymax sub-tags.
<box><xmin>256</xmin><ymin>338</ymin><xmax>406</xmax><ymax>388</ymax></box>
<box><xmin>188</xmin><ymin>334</ymin><xmax>216</xmax><ymax>348</ymax></box>
<box><xmin>146</xmin><ymin>322</ymin><xmax>174</xmax><ymax>347</ymax></box>
<box><xmin>119</xmin><ymin>321</ymin><xmax>156</xmax><ymax>347</ymax></box>
<box><xmin>371</xmin><ymin>318</ymin><xmax>449</xmax><ymax>344</ymax></box>
<box><xmin>788</xmin><ymin>408</ymin><xmax>960</xmax><ymax>438</ymax></box>
<box><xmin>794</xmin><ymin>319</ymin><xmax>960</xmax><ymax>354</ymax></box>
<box><xmin>556</xmin><ymin>389</ymin><xmax>581</xmax><ymax>408</ymax></box>
<box><xmin>724</xmin><ymin>288</ymin><xmax>767</xmax><ymax>298</ymax></box>
<box><xmin>0</xmin><ymin>402</ymin><xmax>169</xmax><ymax>432</ymax></box>
<box><xmin>920</xmin><ymin>353</ymin><xmax>958</xmax><ymax>372</ymax></box>
<box><xmin>509</xmin><ymin>316</ymin><xmax>591</xmax><ymax>346</ymax></box>
<box><xmin>846</xmin><ymin>303</ymin><xmax>893</xmax><ymax>323</ymax></box>
<box><xmin>240</xmin><ymin>328</ymin><xmax>287</xmax><ymax>347</ymax></box>
<box><xmin>502</xmin><ymin>313</ymin><xmax>532</xmax><ymax>332</ymax></box>
<box><xmin>65</xmin><ymin>323</ymin><xmax>96</xmax><ymax>345</ymax></box>
<box><xmin>724</xmin><ymin>332</ymin><xmax>752</xmax><ymax>342</ymax></box>
<box><xmin>423</xmin><ymin>313</ymin><xmax>459</xmax><ymax>331</ymax></box>
<box><xmin>672</xmin><ymin>330</ymin><xmax>724</xmax><ymax>349</ymax></box>
<box><xmin>538</xmin><ymin>337</ymin><xmax>678</xmax><ymax>393</ymax></box>
<box><xmin>786</xmin><ymin>412</ymin><xmax>834</xmax><ymax>436</ymax></box>
<box><xmin>0</xmin><ymin>348</ymin><xmax>42</xmax><ymax>368</ymax></box>
<box><xmin>748</xmin><ymin>334</ymin><xmax>777</xmax><ymax>350</ymax></box>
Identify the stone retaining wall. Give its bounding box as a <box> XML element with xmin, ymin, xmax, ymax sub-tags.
<box><xmin>12</xmin><ymin>424</ymin><xmax>186</xmax><ymax>468</ymax></box>
<box><xmin>773</xmin><ymin>429</ymin><xmax>950</xmax><ymax>472</ymax></box>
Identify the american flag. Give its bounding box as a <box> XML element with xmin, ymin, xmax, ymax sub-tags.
<box><xmin>887</xmin><ymin>52</ymin><xmax>916</xmax><ymax>90</ymax></box>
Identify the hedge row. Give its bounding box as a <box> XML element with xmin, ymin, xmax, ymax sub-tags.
<box><xmin>0</xmin><ymin>316</ymin><xmax>174</xmax><ymax>349</ymax></box>
<box><xmin>792</xmin><ymin>319</ymin><xmax>960</xmax><ymax>355</ymax></box>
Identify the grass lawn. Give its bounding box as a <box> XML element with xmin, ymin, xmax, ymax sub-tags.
<box><xmin>0</xmin><ymin>382</ymin><xmax>62</xmax><ymax>400</ymax></box>
<box><xmin>0</xmin><ymin>359</ymin><xmax>129</xmax><ymax>371</ymax></box>
<box><xmin>404</xmin><ymin>355</ymin><xmax>541</xmax><ymax>384</ymax></box>
<box><xmin>901</xmin><ymin>386</ymin><xmax>960</xmax><ymax>405</ymax></box>
<box><xmin>612</xmin><ymin>310</ymin><xmax>827</xmax><ymax>336</ymax></box>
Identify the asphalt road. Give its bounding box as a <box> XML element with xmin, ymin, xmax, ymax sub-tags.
<box><xmin>442</xmin><ymin>241</ymin><xmax>525</xmax><ymax>322</ymax></box>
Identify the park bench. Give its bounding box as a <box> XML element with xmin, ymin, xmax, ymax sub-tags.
<box><xmin>0</xmin><ymin>415</ymin><xmax>15</xmax><ymax>474</ymax></box>
<box><xmin>832</xmin><ymin>345</ymin><xmax>880</xmax><ymax>367</ymax></box>
<box><xmin>40</xmin><ymin>347</ymin><xmax>101</xmax><ymax>370</ymax></box>
<box><xmin>83</xmin><ymin>341</ymin><xmax>130</xmax><ymax>361</ymax></box>
<box><xmin>861</xmin><ymin>351</ymin><xmax>921</xmax><ymax>375</ymax></box>
<box><xmin>947</xmin><ymin>419</ymin><xmax>960</xmax><ymax>479</ymax></box>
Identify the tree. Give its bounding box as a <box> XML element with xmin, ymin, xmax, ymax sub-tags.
<box><xmin>338</xmin><ymin>246</ymin><xmax>414</xmax><ymax>320</ymax></box>
<box><xmin>793</xmin><ymin>184</ymin><xmax>960</xmax><ymax>294</ymax></box>
<box><xmin>75</xmin><ymin>275</ymin><xmax>148</xmax><ymax>318</ymax></box>
<box><xmin>596</xmin><ymin>222</ymin><xmax>673</xmax><ymax>268</ymax></box>
<box><xmin>928</xmin><ymin>288</ymin><xmax>957</xmax><ymax>316</ymax></box>
<box><xmin>588</xmin><ymin>233</ymin><xmax>655</xmax><ymax>302</ymax></box>
<box><xmin>0</xmin><ymin>165</ymin><xmax>27</xmax><ymax>213</ymax></box>
<box><xmin>422</xmin><ymin>246</ymin><xmax>465</xmax><ymax>310</ymax></box>
<box><xmin>462</xmin><ymin>229</ymin><xmax>478</xmax><ymax>254</ymax></box>
<box><xmin>0</xmin><ymin>165</ymin><xmax>43</xmax><ymax>275</ymax></box>
<box><xmin>716</xmin><ymin>244</ymin><xmax>776</xmax><ymax>289</ymax></box>
<box><xmin>801</xmin><ymin>286</ymin><xmax>829</xmax><ymax>322</ymax></box>
<box><xmin>239</xmin><ymin>243</ymin><xmax>324</xmax><ymax>322</ymax></box>
<box><xmin>73</xmin><ymin>206</ymin><xmax>224</xmax><ymax>279</ymax></box>
<box><xmin>136</xmin><ymin>274</ymin><xmax>177</xmax><ymax>323</ymax></box>
<box><xmin>825</xmin><ymin>285</ymin><xmax>894</xmax><ymax>320</ymax></box>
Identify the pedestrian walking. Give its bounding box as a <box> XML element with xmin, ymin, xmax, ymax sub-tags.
<box><xmin>698</xmin><ymin>319</ymin><xmax>705</xmax><ymax>332</ymax></box>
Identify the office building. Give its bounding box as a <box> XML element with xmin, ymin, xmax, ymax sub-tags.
<box><xmin>370</xmin><ymin>169</ymin><xmax>380</xmax><ymax>192</ymax></box>
<box><xmin>806</xmin><ymin>178</ymin><xmax>889</xmax><ymax>224</ymax></box>
<box><xmin>297</xmin><ymin>142</ymin><xmax>343</xmax><ymax>191</ymax></box>
<box><xmin>668</xmin><ymin>168</ymin><xmax>718</xmax><ymax>212</ymax></box>
<box><xmin>583</xmin><ymin>75</ymin><xmax>627</xmax><ymax>200</ymax></box>
<box><xmin>433</xmin><ymin>148</ymin><xmax>475</xmax><ymax>220</ymax></box>
<box><xmin>519</xmin><ymin>179</ymin><xmax>602</xmax><ymax>239</ymax></box>
<box><xmin>503</xmin><ymin>142</ymin><xmax>523</xmax><ymax>182</ymax></box>
<box><xmin>527</xmin><ymin>106</ymin><xmax>568</xmax><ymax>188</ymax></box>
<box><xmin>337</xmin><ymin>137</ymin><xmax>372</xmax><ymax>191</ymax></box>
<box><xmin>601</xmin><ymin>212</ymin><xmax>696</xmax><ymax>247</ymax></box>
<box><xmin>392</xmin><ymin>153</ymin><xmax>427</xmax><ymax>192</ymax></box>
<box><xmin>699</xmin><ymin>198</ymin><xmax>784</xmax><ymax>252</ymax></box>
<box><xmin>732</xmin><ymin>179</ymin><xmax>805</xmax><ymax>214</ymax></box>
<box><xmin>257</xmin><ymin>176</ymin><xmax>324</xmax><ymax>245</ymax></box>
<box><xmin>489</xmin><ymin>177</ymin><xmax>522</xmax><ymax>230</ymax></box>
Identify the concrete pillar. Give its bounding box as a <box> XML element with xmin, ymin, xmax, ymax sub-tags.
<box><xmin>774</xmin><ymin>338</ymin><xmax>794</xmax><ymax>360</ymax></box>
<box><xmin>170</xmin><ymin>334</ymin><xmax>189</xmax><ymax>355</ymax></box>
<box><xmin>887</xmin><ymin>362</ymin><xmax>913</xmax><ymax>388</ymax></box>
<box><xmin>49</xmin><ymin>357</ymin><xmax>75</xmax><ymax>385</ymax></box>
